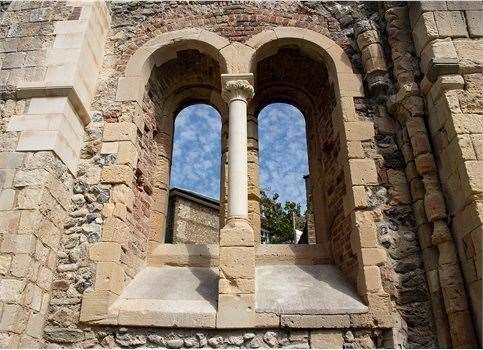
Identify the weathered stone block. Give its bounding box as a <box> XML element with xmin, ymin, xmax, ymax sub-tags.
<box><xmin>346</xmin><ymin>159</ymin><xmax>378</xmax><ymax>186</ymax></box>
<box><xmin>0</xmin><ymin>189</ymin><xmax>15</xmax><ymax>210</ymax></box>
<box><xmin>357</xmin><ymin>30</ymin><xmax>380</xmax><ymax>51</ymax></box>
<box><xmin>219</xmin><ymin>278</ymin><xmax>255</xmax><ymax>294</ymax></box>
<box><xmin>217</xmin><ymin>294</ymin><xmax>255</xmax><ymax>328</ymax></box>
<box><xmin>466</xmin><ymin>10</ymin><xmax>483</xmax><ymax>37</ymax></box>
<box><xmin>117</xmin><ymin>141</ymin><xmax>138</xmax><ymax>167</ymax></box>
<box><xmin>100</xmin><ymin>165</ymin><xmax>134</xmax><ymax>185</ymax></box>
<box><xmin>90</xmin><ymin>242</ymin><xmax>122</xmax><ymax>262</ymax></box>
<box><xmin>412</xmin><ymin>12</ymin><xmax>439</xmax><ymax>54</ymax></box>
<box><xmin>103</xmin><ymin>122</ymin><xmax>137</xmax><ymax>143</ymax></box>
<box><xmin>219</xmin><ymin>246</ymin><xmax>255</xmax><ymax>279</ymax></box>
<box><xmin>434</xmin><ymin>11</ymin><xmax>468</xmax><ymax>38</ymax></box>
<box><xmin>111</xmin><ymin>184</ymin><xmax>134</xmax><ymax>211</ymax></box>
<box><xmin>219</xmin><ymin>220</ymin><xmax>254</xmax><ymax>247</ymax></box>
<box><xmin>94</xmin><ymin>262</ymin><xmax>125</xmax><ymax>294</ymax></box>
<box><xmin>310</xmin><ymin>330</ymin><xmax>344</xmax><ymax>349</ymax></box>
<box><xmin>280</xmin><ymin>314</ymin><xmax>350</xmax><ymax>328</ymax></box>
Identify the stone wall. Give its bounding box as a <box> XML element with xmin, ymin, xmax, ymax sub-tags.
<box><xmin>0</xmin><ymin>0</ymin><xmax>481</xmax><ymax>348</ymax></box>
<box><xmin>166</xmin><ymin>189</ymin><xmax>220</xmax><ymax>244</ymax></box>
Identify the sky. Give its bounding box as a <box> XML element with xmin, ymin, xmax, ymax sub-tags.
<box><xmin>170</xmin><ymin>103</ymin><xmax>309</xmax><ymax>209</ymax></box>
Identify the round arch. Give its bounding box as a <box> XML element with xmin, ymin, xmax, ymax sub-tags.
<box><xmin>115</xmin><ymin>28</ymin><xmax>231</xmax><ymax>104</ymax></box>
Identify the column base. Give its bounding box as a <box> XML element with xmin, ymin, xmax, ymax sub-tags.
<box><xmin>220</xmin><ymin>217</ymin><xmax>254</xmax><ymax>247</ymax></box>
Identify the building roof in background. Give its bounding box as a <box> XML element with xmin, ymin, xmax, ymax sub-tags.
<box><xmin>169</xmin><ymin>187</ymin><xmax>220</xmax><ymax>210</ymax></box>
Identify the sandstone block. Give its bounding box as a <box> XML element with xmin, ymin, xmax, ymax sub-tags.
<box><xmin>412</xmin><ymin>12</ymin><xmax>439</xmax><ymax>54</ymax></box>
<box><xmin>434</xmin><ymin>11</ymin><xmax>468</xmax><ymax>38</ymax></box>
<box><xmin>346</xmin><ymin>159</ymin><xmax>378</xmax><ymax>186</ymax></box>
<box><xmin>350</xmin><ymin>210</ymin><xmax>378</xmax><ymax>250</ymax></box>
<box><xmin>100</xmin><ymin>141</ymin><xmax>118</xmax><ymax>154</ymax></box>
<box><xmin>420</xmin><ymin>38</ymin><xmax>458</xmax><ymax>76</ymax></box>
<box><xmin>453</xmin><ymin>38</ymin><xmax>483</xmax><ymax>73</ymax></box>
<box><xmin>344</xmin><ymin>121</ymin><xmax>375</xmax><ymax>141</ymax></box>
<box><xmin>117</xmin><ymin>141</ymin><xmax>138</xmax><ymax>167</ymax></box>
<box><xmin>102</xmin><ymin>217</ymin><xmax>129</xmax><ymax>244</ymax></box>
<box><xmin>310</xmin><ymin>330</ymin><xmax>344</xmax><ymax>349</ymax></box>
<box><xmin>80</xmin><ymin>290</ymin><xmax>117</xmax><ymax>322</ymax></box>
<box><xmin>219</xmin><ymin>220</ymin><xmax>254</xmax><ymax>247</ymax></box>
<box><xmin>255</xmin><ymin>312</ymin><xmax>280</xmax><ymax>328</ymax></box>
<box><xmin>0</xmin><ymin>234</ymin><xmax>36</xmax><ymax>254</ymax></box>
<box><xmin>103</xmin><ymin>122</ymin><xmax>137</xmax><ymax>143</ymax></box>
<box><xmin>345</xmin><ymin>140</ymin><xmax>365</xmax><ymax>159</ymax></box>
<box><xmin>94</xmin><ymin>262</ymin><xmax>125</xmax><ymax>294</ymax></box>
<box><xmin>219</xmin><ymin>246</ymin><xmax>255</xmax><ymax>279</ymax></box>
<box><xmin>10</xmin><ymin>253</ymin><xmax>32</xmax><ymax>278</ymax></box>
<box><xmin>466</xmin><ymin>11</ymin><xmax>483</xmax><ymax>37</ymax></box>
<box><xmin>111</xmin><ymin>184</ymin><xmax>134</xmax><ymax>210</ymax></box>
<box><xmin>101</xmin><ymin>165</ymin><xmax>133</xmax><ymax>185</ymax></box>
<box><xmin>216</xmin><ymin>294</ymin><xmax>255</xmax><ymax>328</ymax></box>
<box><xmin>360</xmin><ymin>248</ymin><xmax>387</xmax><ymax>266</ymax></box>
<box><xmin>0</xmin><ymin>278</ymin><xmax>25</xmax><ymax>302</ymax></box>
<box><xmin>0</xmin><ymin>189</ymin><xmax>15</xmax><ymax>210</ymax></box>
<box><xmin>0</xmin><ymin>169</ymin><xmax>14</xmax><ymax>189</ymax></box>
<box><xmin>343</xmin><ymin>185</ymin><xmax>368</xmax><ymax>215</ymax></box>
<box><xmin>280</xmin><ymin>314</ymin><xmax>350</xmax><ymax>328</ymax></box>
<box><xmin>415</xmin><ymin>153</ymin><xmax>437</xmax><ymax>175</ymax></box>
<box><xmin>219</xmin><ymin>278</ymin><xmax>255</xmax><ymax>294</ymax></box>
<box><xmin>90</xmin><ymin>242</ymin><xmax>122</xmax><ymax>262</ymax></box>
<box><xmin>17</xmin><ymin>187</ymin><xmax>43</xmax><ymax>209</ymax></box>
<box><xmin>0</xmin><ymin>255</ymin><xmax>12</xmax><ymax>275</ymax></box>
<box><xmin>0</xmin><ymin>303</ymin><xmax>28</xmax><ymax>333</ymax></box>
<box><xmin>357</xmin><ymin>266</ymin><xmax>383</xmax><ymax>294</ymax></box>
<box><xmin>461</xmin><ymin>160</ymin><xmax>483</xmax><ymax>194</ymax></box>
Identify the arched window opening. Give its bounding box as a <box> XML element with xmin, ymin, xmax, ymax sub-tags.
<box><xmin>258</xmin><ymin>103</ymin><xmax>312</xmax><ymax>244</ymax></box>
<box><xmin>165</xmin><ymin>104</ymin><xmax>222</xmax><ymax>244</ymax></box>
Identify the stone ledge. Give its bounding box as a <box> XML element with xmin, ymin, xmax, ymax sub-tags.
<box><xmin>16</xmin><ymin>83</ymin><xmax>91</xmax><ymax>126</ymax></box>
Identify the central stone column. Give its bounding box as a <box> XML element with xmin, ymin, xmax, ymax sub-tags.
<box><xmin>217</xmin><ymin>74</ymin><xmax>256</xmax><ymax>328</ymax></box>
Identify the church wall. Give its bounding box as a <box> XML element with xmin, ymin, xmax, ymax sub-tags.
<box><xmin>0</xmin><ymin>1</ymin><xmax>481</xmax><ymax>348</ymax></box>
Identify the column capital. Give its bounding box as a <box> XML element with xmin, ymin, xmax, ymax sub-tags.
<box><xmin>221</xmin><ymin>73</ymin><xmax>254</xmax><ymax>102</ymax></box>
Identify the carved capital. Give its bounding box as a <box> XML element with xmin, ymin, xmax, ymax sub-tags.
<box><xmin>221</xmin><ymin>73</ymin><xmax>254</xmax><ymax>102</ymax></box>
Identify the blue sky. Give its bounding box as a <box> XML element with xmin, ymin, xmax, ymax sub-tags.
<box><xmin>170</xmin><ymin>103</ymin><xmax>309</xmax><ymax>208</ymax></box>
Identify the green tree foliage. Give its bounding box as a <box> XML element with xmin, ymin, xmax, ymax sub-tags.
<box><xmin>260</xmin><ymin>189</ymin><xmax>304</xmax><ymax>244</ymax></box>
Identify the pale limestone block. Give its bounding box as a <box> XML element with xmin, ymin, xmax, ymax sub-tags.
<box><xmin>219</xmin><ymin>246</ymin><xmax>255</xmax><ymax>279</ymax></box>
<box><xmin>245</xmin><ymin>29</ymin><xmax>277</xmax><ymax>50</ymax></box>
<box><xmin>453</xmin><ymin>38</ymin><xmax>483</xmax><ymax>73</ymax></box>
<box><xmin>219</xmin><ymin>278</ymin><xmax>255</xmax><ymax>294</ymax></box>
<box><xmin>17</xmin><ymin>187</ymin><xmax>43</xmax><ymax>209</ymax></box>
<box><xmin>0</xmin><ymin>255</ymin><xmax>12</xmax><ymax>275</ymax></box>
<box><xmin>466</xmin><ymin>10</ymin><xmax>483</xmax><ymax>37</ymax></box>
<box><xmin>350</xmin><ymin>210</ymin><xmax>378</xmax><ymax>251</ymax></box>
<box><xmin>343</xmin><ymin>185</ymin><xmax>368</xmax><ymax>215</ymax></box>
<box><xmin>0</xmin><ymin>152</ymin><xmax>25</xmax><ymax>169</ymax></box>
<box><xmin>10</xmin><ymin>253</ymin><xmax>31</xmax><ymax>278</ymax></box>
<box><xmin>447</xmin><ymin>1</ymin><xmax>483</xmax><ymax>11</ymax></box>
<box><xmin>359</xmin><ymin>248</ymin><xmax>387</xmax><ymax>266</ymax></box>
<box><xmin>80</xmin><ymin>290</ymin><xmax>117</xmax><ymax>322</ymax></box>
<box><xmin>102</xmin><ymin>216</ymin><xmax>129</xmax><ymax>244</ymax></box>
<box><xmin>103</xmin><ymin>122</ymin><xmax>137</xmax><ymax>143</ymax></box>
<box><xmin>0</xmin><ymin>234</ymin><xmax>36</xmax><ymax>254</ymax></box>
<box><xmin>338</xmin><ymin>96</ymin><xmax>358</xmax><ymax>122</ymax></box>
<box><xmin>357</xmin><ymin>265</ymin><xmax>383</xmax><ymax>294</ymax></box>
<box><xmin>148</xmin><ymin>211</ymin><xmax>166</xmax><ymax>242</ymax></box>
<box><xmin>310</xmin><ymin>330</ymin><xmax>344</xmax><ymax>349</ymax></box>
<box><xmin>216</xmin><ymin>294</ymin><xmax>255</xmax><ymax>328</ymax></box>
<box><xmin>113</xmin><ymin>203</ymin><xmax>127</xmax><ymax>220</ymax></box>
<box><xmin>38</xmin><ymin>218</ymin><xmax>61</xmax><ymax>250</ymax></box>
<box><xmin>148</xmin><ymin>244</ymin><xmax>218</xmax><ymax>267</ymax></box>
<box><xmin>412</xmin><ymin>12</ymin><xmax>439</xmax><ymax>54</ymax></box>
<box><xmin>0</xmin><ymin>169</ymin><xmax>14</xmax><ymax>189</ymax></box>
<box><xmin>344</xmin><ymin>121</ymin><xmax>375</xmax><ymax>141</ymax></box>
<box><xmin>0</xmin><ymin>303</ymin><xmax>28</xmax><ymax>333</ymax></box>
<box><xmin>345</xmin><ymin>159</ymin><xmax>378</xmax><ymax>186</ymax></box>
<box><xmin>219</xmin><ymin>220</ymin><xmax>254</xmax><ymax>247</ymax></box>
<box><xmin>434</xmin><ymin>11</ymin><xmax>469</xmax><ymax>38</ymax></box>
<box><xmin>461</xmin><ymin>160</ymin><xmax>483</xmax><ymax>193</ymax></box>
<box><xmin>47</xmin><ymin>48</ymin><xmax>82</xmax><ymax>65</ymax></box>
<box><xmin>0</xmin><ymin>189</ymin><xmax>15</xmax><ymax>210</ymax></box>
<box><xmin>117</xmin><ymin>141</ymin><xmax>138</xmax><ymax>167</ymax></box>
<box><xmin>255</xmin><ymin>312</ymin><xmax>280</xmax><ymax>328</ymax></box>
<box><xmin>336</xmin><ymin>73</ymin><xmax>365</xmax><ymax>97</ymax></box>
<box><xmin>94</xmin><ymin>262</ymin><xmax>125</xmax><ymax>294</ymax></box>
<box><xmin>25</xmin><ymin>313</ymin><xmax>44</xmax><ymax>339</ymax></box>
<box><xmin>280</xmin><ymin>314</ymin><xmax>350</xmax><ymax>328</ymax></box>
<box><xmin>220</xmin><ymin>42</ymin><xmax>254</xmax><ymax>74</ymax></box>
<box><xmin>100</xmin><ymin>141</ymin><xmax>118</xmax><ymax>154</ymax></box>
<box><xmin>0</xmin><ymin>279</ymin><xmax>25</xmax><ymax>302</ymax></box>
<box><xmin>100</xmin><ymin>165</ymin><xmax>134</xmax><ymax>185</ymax></box>
<box><xmin>111</xmin><ymin>184</ymin><xmax>134</xmax><ymax>210</ymax></box>
<box><xmin>471</xmin><ymin>134</ymin><xmax>483</xmax><ymax>159</ymax></box>
<box><xmin>420</xmin><ymin>38</ymin><xmax>458</xmax><ymax>75</ymax></box>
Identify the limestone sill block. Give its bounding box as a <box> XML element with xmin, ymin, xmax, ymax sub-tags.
<box><xmin>147</xmin><ymin>243</ymin><xmax>331</xmax><ymax>267</ymax></box>
<box><xmin>109</xmin><ymin>266</ymin><xmax>218</xmax><ymax>328</ymax></box>
<box><xmin>256</xmin><ymin>265</ymin><xmax>368</xmax><ymax>315</ymax></box>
